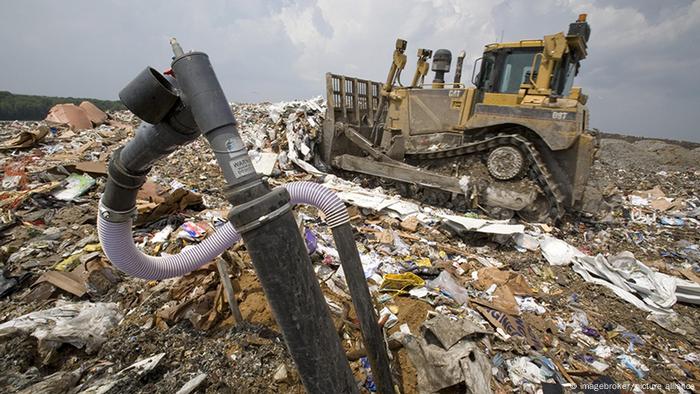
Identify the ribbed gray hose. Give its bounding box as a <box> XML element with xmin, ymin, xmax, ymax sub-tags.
<box><xmin>98</xmin><ymin>181</ymin><xmax>349</xmax><ymax>280</ymax></box>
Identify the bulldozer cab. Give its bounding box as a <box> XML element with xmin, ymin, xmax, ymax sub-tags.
<box><xmin>474</xmin><ymin>32</ymin><xmax>587</xmax><ymax>100</ymax></box>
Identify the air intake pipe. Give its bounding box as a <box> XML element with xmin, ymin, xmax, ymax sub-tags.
<box><xmin>431</xmin><ymin>48</ymin><xmax>452</xmax><ymax>89</ymax></box>
<box><xmin>98</xmin><ymin>39</ymin><xmax>394</xmax><ymax>394</ymax></box>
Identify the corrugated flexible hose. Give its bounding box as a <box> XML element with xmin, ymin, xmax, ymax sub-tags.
<box><xmin>97</xmin><ymin>181</ymin><xmax>349</xmax><ymax>280</ymax></box>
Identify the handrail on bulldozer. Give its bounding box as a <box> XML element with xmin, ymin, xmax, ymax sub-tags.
<box><xmin>416</xmin><ymin>82</ymin><xmax>466</xmax><ymax>89</ymax></box>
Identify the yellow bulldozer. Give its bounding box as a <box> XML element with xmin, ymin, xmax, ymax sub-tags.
<box><xmin>320</xmin><ymin>14</ymin><xmax>598</xmax><ymax>221</ymax></box>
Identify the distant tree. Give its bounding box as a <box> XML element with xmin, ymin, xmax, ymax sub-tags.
<box><xmin>0</xmin><ymin>91</ymin><xmax>126</xmax><ymax>120</ymax></box>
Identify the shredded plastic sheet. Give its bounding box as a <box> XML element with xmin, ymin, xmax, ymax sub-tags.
<box><xmin>0</xmin><ymin>301</ymin><xmax>122</xmax><ymax>354</ymax></box>
<box><xmin>321</xmin><ymin>175</ymin><xmax>423</xmax><ymax>220</ymax></box>
<box><xmin>537</xmin><ymin>235</ymin><xmax>700</xmax><ymax>333</ymax></box>
<box><xmin>439</xmin><ymin>215</ymin><xmax>525</xmax><ymax>235</ymax></box>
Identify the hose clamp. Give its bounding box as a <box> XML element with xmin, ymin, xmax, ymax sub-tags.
<box><xmin>228</xmin><ymin>187</ymin><xmax>292</xmax><ymax>234</ymax></box>
<box><xmin>99</xmin><ymin>201</ymin><xmax>138</xmax><ymax>223</ymax></box>
<box><xmin>233</xmin><ymin>202</ymin><xmax>291</xmax><ymax>234</ymax></box>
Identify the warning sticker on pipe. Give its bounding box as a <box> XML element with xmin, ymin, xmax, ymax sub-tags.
<box><xmin>230</xmin><ymin>158</ymin><xmax>255</xmax><ymax>177</ymax></box>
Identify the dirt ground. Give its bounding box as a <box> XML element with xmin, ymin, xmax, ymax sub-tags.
<box><xmin>0</xmin><ymin>108</ymin><xmax>699</xmax><ymax>393</ymax></box>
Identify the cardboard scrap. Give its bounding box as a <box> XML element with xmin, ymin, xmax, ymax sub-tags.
<box><xmin>378</xmin><ymin>229</ymin><xmax>395</xmax><ymax>245</ymax></box>
<box><xmin>79</xmin><ymin>101</ymin><xmax>107</xmax><ymax>126</ymax></box>
<box><xmin>632</xmin><ymin>186</ymin><xmax>665</xmax><ymax>201</ymax></box>
<box><xmin>474</xmin><ymin>267</ymin><xmax>534</xmax><ymax>296</ymax></box>
<box><xmin>74</xmin><ymin>161</ymin><xmax>108</xmax><ymax>176</ymax></box>
<box><xmin>400</xmin><ymin>215</ymin><xmax>419</xmax><ymax>232</ymax></box>
<box><xmin>137</xmin><ymin>181</ymin><xmax>167</xmax><ymax>204</ymax></box>
<box><xmin>26</xmin><ymin>255</ymin><xmax>119</xmax><ymax>301</ymax></box>
<box><xmin>45</xmin><ymin>103</ymin><xmax>92</xmax><ymax>130</ymax></box>
<box><xmin>0</xmin><ymin>126</ymin><xmax>49</xmax><ymax>150</ymax></box>
<box><xmin>471</xmin><ymin>267</ymin><xmax>537</xmax><ymax>315</ymax></box>
<box><xmin>155</xmin><ymin>263</ymin><xmax>229</xmax><ymax>330</ymax></box>
<box><xmin>679</xmin><ymin>269</ymin><xmax>700</xmax><ymax>286</ymax></box>
<box><xmin>629</xmin><ymin>186</ymin><xmax>677</xmax><ymax>212</ymax></box>
<box><xmin>136</xmin><ymin>187</ymin><xmax>203</xmax><ymax>225</ymax></box>
<box><xmin>34</xmin><ymin>270</ymin><xmax>87</xmax><ymax>298</ymax></box>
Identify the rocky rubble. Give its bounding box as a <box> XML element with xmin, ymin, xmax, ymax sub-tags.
<box><xmin>0</xmin><ymin>99</ymin><xmax>699</xmax><ymax>393</ymax></box>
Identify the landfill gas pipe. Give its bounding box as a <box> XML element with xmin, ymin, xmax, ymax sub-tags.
<box><xmin>97</xmin><ymin>181</ymin><xmax>394</xmax><ymax>392</ymax></box>
<box><xmin>97</xmin><ymin>181</ymin><xmax>346</xmax><ymax>280</ymax></box>
<box><xmin>98</xmin><ymin>39</ymin><xmax>394</xmax><ymax>394</ymax></box>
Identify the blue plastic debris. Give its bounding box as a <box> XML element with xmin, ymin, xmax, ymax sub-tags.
<box><xmin>617</xmin><ymin>354</ymin><xmax>647</xmax><ymax>378</ymax></box>
<box><xmin>304</xmin><ymin>228</ymin><xmax>317</xmax><ymax>254</ymax></box>
<box><xmin>360</xmin><ymin>356</ymin><xmax>376</xmax><ymax>392</ymax></box>
<box><xmin>660</xmin><ymin>216</ymin><xmax>685</xmax><ymax>226</ymax></box>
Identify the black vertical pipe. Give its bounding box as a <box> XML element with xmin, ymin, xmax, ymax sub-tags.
<box><xmin>234</xmin><ymin>201</ymin><xmax>358</xmax><ymax>393</ymax></box>
<box><xmin>332</xmin><ymin>223</ymin><xmax>394</xmax><ymax>393</ymax></box>
<box><xmin>170</xmin><ymin>44</ymin><xmax>358</xmax><ymax>394</ymax></box>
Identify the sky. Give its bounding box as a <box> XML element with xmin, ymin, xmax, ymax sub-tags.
<box><xmin>1</xmin><ymin>0</ymin><xmax>698</xmax><ymax>142</ymax></box>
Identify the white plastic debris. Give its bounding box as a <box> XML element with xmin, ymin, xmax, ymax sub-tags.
<box><xmin>540</xmin><ymin>236</ymin><xmax>584</xmax><ymax>266</ymax></box>
<box><xmin>593</xmin><ymin>345</ymin><xmax>613</xmax><ymax>359</ymax></box>
<box><xmin>515</xmin><ymin>296</ymin><xmax>546</xmax><ymax>315</ymax></box>
<box><xmin>0</xmin><ymin>301</ymin><xmax>122</xmax><ymax>355</ymax></box>
<box><xmin>379</xmin><ymin>307</ymin><xmax>398</xmax><ymax>329</ymax></box>
<box><xmin>409</xmin><ymin>286</ymin><xmax>429</xmax><ymax>298</ymax></box>
<box><xmin>273</xmin><ymin>364</ymin><xmax>288</xmax><ymax>383</ymax></box>
<box><xmin>590</xmin><ymin>360</ymin><xmax>610</xmax><ymax>373</ymax></box>
<box><xmin>150</xmin><ymin>225</ymin><xmax>174</xmax><ymax>244</ymax></box>
<box><xmin>334</xmin><ymin>189</ymin><xmax>420</xmax><ymax>220</ymax></box>
<box><xmin>121</xmin><ymin>353</ymin><xmax>166</xmax><ymax>375</ymax></box>
<box><xmin>250</xmin><ymin>151</ymin><xmax>278</xmax><ymax>176</ymax></box>
<box><xmin>506</xmin><ymin>357</ymin><xmax>544</xmax><ymax>385</ymax></box>
<box><xmin>175</xmin><ymin>373</ymin><xmax>208</xmax><ymax>394</ymax></box>
<box><xmin>514</xmin><ymin>233</ymin><xmax>540</xmax><ymax>251</ymax></box>
<box><xmin>440</xmin><ymin>215</ymin><xmax>525</xmax><ymax>235</ymax></box>
<box><xmin>427</xmin><ymin>271</ymin><xmax>469</xmax><ymax>305</ymax></box>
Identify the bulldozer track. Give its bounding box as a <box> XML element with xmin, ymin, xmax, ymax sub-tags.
<box><xmin>405</xmin><ymin>133</ymin><xmax>566</xmax><ymax>220</ymax></box>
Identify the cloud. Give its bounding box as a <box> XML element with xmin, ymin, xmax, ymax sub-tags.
<box><xmin>0</xmin><ymin>0</ymin><xmax>698</xmax><ymax>141</ymax></box>
<box><xmin>273</xmin><ymin>0</ymin><xmax>496</xmax><ymax>84</ymax></box>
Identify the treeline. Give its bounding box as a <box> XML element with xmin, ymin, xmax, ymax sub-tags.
<box><xmin>0</xmin><ymin>91</ymin><xmax>125</xmax><ymax>121</ymax></box>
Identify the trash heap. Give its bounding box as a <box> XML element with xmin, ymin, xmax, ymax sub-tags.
<box><xmin>1</xmin><ymin>99</ymin><xmax>699</xmax><ymax>393</ymax></box>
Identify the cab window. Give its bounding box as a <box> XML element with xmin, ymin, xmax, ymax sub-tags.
<box><xmin>497</xmin><ymin>50</ymin><xmax>541</xmax><ymax>93</ymax></box>
<box><xmin>477</xmin><ymin>54</ymin><xmax>496</xmax><ymax>91</ymax></box>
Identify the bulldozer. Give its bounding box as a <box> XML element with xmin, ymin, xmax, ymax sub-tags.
<box><xmin>319</xmin><ymin>14</ymin><xmax>598</xmax><ymax>222</ymax></box>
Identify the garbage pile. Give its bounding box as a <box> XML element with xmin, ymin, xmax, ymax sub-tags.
<box><xmin>1</xmin><ymin>99</ymin><xmax>699</xmax><ymax>393</ymax></box>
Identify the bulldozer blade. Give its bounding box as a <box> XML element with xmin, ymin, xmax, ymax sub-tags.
<box><xmin>333</xmin><ymin>154</ymin><xmax>463</xmax><ymax>194</ymax></box>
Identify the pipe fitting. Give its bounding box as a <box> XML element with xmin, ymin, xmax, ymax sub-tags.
<box><xmin>98</xmin><ymin>202</ymin><xmax>137</xmax><ymax>224</ymax></box>
<box><xmin>119</xmin><ymin>67</ymin><xmax>180</xmax><ymax>124</ymax></box>
<box><xmin>101</xmin><ymin>148</ymin><xmax>149</xmax><ymax>215</ymax></box>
